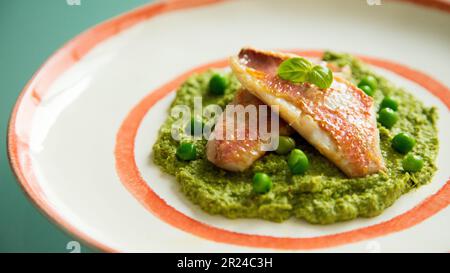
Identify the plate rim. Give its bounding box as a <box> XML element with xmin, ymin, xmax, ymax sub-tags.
<box><xmin>6</xmin><ymin>0</ymin><xmax>450</xmax><ymax>253</ymax></box>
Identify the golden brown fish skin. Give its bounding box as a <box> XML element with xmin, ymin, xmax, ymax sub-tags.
<box><xmin>206</xmin><ymin>89</ymin><xmax>292</xmax><ymax>172</ymax></box>
<box><xmin>231</xmin><ymin>47</ymin><xmax>385</xmax><ymax>177</ymax></box>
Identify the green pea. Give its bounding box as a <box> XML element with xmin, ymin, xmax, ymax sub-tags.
<box><xmin>358</xmin><ymin>75</ymin><xmax>378</xmax><ymax>90</ymax></box>
<box><xmin>252</xmin><ymin>172</ymin><xmax>273</xmax><ymax>194</ymax></box>
<box><xmin>176</xmin><ymin>142</ymin><xmax>197</xmax><ymax>161</ymax></box>
<box><xmin>275</xmin><ymin>136</ymin><xmax>296</xmax><ymax>155</ymax></box>
<box><xmin>378</xmin><ymin>108</ymin><xmax>399</xmax><ymax>129</ymax></box>
<box><xmin>392</xmin><ymin>132</ymin><xmax>416</xmax><ymax>154</ymax></box>
<box><xmin>288</xmin><ymin>149</ymin><xmax>309</xmax><ymax>175</ymax></box>
<box><xmin>380</xmin><ymin>96</ymin><xmax>399</xmax><ymax>111</ymax></box>
<box><xmin>187</xmin><ymin>116</ymin><xmax>204</xmax><ymax>136</ymax></box>
<box><xmin>402</xmin><ymin>154</ymin><xmax>424</xmax><ymax>172</ymax></box>
<box><xmin>359</xmin><ymin>84</ymin><xmax>375</xmax><ymax>97</ymax></box>
<box><xmin>208</xmin><ymin>73</ymin><xmax>228</xmax><ymax>95</ymax></box>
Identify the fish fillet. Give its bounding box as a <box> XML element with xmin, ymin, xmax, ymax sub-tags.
<box><xmin>230</xmin><ymin>47</ymin><xmax>385</xmax><ymax>177</ymax></box>
<box><xmin>207</xmin><ymin>89</ymin><xmax>292</xmax><ymax>172</ymax></box>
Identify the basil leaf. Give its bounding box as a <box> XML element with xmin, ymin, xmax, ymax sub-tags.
<box><xmin>307</xmin><ymin>65</ymin><xmax>333</xmax><ymax>89</ymax></box>
<box><xmin>277</xmin><ymin>57</ymin><xmax>334</xmax><ymax>89</ymax></box>
<box><xmin>277</xmin><ymin>57</ymin><xmax>312</xmax><ymax>83</ymax></box>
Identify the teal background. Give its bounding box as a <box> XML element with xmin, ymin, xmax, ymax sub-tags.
<box><xmin>0</xmin><ymin>0</ymin><xmax>153</xmax><ymax>253</ymax></box>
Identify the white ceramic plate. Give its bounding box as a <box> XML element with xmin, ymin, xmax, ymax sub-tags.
<box><xmin>8</xmin><ymin>0</ymin><xmax>450</xmax><ymax>252</ymax></box>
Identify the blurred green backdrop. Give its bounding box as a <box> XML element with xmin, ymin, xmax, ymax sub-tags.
<box><xmin>0</xmin><ymin>0</ymin><xmax>153</xmax><ymax>253</ymax></box>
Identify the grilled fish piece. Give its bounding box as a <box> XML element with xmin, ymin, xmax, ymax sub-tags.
<box><xmin>230</xmin><ymin>47</ymin><xmax>385</xmax><ymax>177</ymax></box>
<box><xmin>207</xmin><ymin>89</ymin><xmax>292</xmax><ymax>172</ymax></box>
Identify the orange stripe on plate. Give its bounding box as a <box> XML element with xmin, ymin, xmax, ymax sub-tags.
<box><xmin>115</xmin><ymin>50</ymin><xmax>450</xmax><ymax>250</ymax></box>
<box><xmin>395</xmin><ymin>0</ymin><xmax>450</xmax><ymax>13</ymax></box>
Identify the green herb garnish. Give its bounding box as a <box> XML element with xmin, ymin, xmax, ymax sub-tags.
<box><xmin>307</xmin><ymin>65</ymin><xmax>333</xmax><ymax>89</ymax></box>
<box><xmin>277</xmin><ymin>57</ymin><xmax>333</xmax><ymax>89</ymax></box>
<box><xmin>277</xmin><ymin>57</ymin><xmax>312</xmax><ymax>83</ymax></box>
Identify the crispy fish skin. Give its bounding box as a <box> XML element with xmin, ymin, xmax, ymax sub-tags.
<box><xmin>207</xmin><ymin>89</ymin><xmax>292</xmax><ymax>172</ymax></box>
<box><xmin>230</xmin><ymin>47</ymin><xmax>385</xmax><ymax>177</ymax></box>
